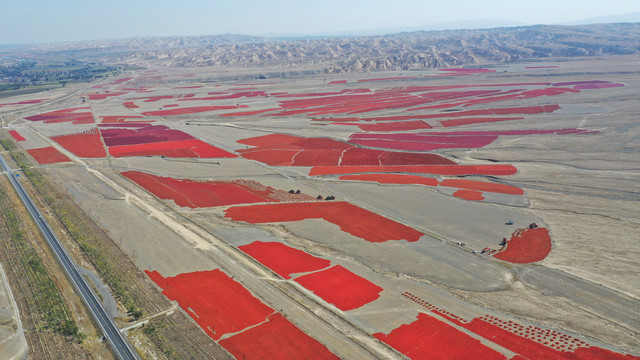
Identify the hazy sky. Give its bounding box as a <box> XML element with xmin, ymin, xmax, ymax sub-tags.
<box><xmin>1</xmin><ymin>0</ymin><xmax>639</xmax><ymax>45</ymax></box>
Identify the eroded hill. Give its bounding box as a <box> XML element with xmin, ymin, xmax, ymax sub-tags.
<box><xmin>108</xmin><ymin>23</ymin><xmax>640</xmax><ymax>71</ymax></box>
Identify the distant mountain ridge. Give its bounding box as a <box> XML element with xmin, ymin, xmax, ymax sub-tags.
<box><xmin>10</xmin><ymin>22</ymin><xmax>640</xmax><ymax>73</ymax></box>
<box><xmin>109</xmin><ymin>22</ymin><xmax>640</xmax><ymax>72</ymax></box>
<box><xmin>23</xmin><ymin>34</ymin><xmax>269</xmax><ymax>57</ymax></box>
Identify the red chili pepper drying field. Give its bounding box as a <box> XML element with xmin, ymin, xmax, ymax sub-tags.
<box><xmin>224</xmin><ymin>201</ymin><xmax>424</xmax><ymax>243</ymax></box>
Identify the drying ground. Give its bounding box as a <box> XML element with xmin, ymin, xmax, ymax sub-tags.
<box><xmin>2</xmin><ymin>56</ymin><xmax>639</xmax><ymax>359</ymax></box>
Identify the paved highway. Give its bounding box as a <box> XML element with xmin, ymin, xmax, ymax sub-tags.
<box><xmin>0</xmin><ymin>154</ymin><xmax>139</xmax><ymax>360</ymax></box>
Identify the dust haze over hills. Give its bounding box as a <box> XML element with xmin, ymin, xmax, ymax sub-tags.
<box><xmin>4</xmin><ymin>22</ymin><xmax>640</xmax><ymax>74</ymax></box>
<box><xmin>560</xmin><ymin>11</ymin><xmax>640</xmax><ymax>25</ymax></box>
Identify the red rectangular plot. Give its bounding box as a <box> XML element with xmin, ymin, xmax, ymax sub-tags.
<box><xmin>339</xmin><ymin>148</ymin><xmax>383</xmax><ymax>166</ymax></box>
<box><xmin>574</xmin><ymin>83</ymin><xmax>624</xmax><ymax>89</ymax></box>
<box><xmin>461</xmin><ymin>315</ymin><xmax>640</xmax><ymax>360</ymax></box>
<box><xmin>87</xmin><ymin>91</ymin><xmax>128</xmax><ymax>100</ymax></box>
<box><xmin>100</xmin><ymin>115</ymin><xmax>147</xmax><ymax>124</ymax></box>
<box><xmin>321</xmin><ymin>105</ymin><xmax>561</xmax><ymax>122</ymax></box>
<box><xmin>464</xmin><ymin>318</ymin><xmax>582</xmax><ymax>359</ymax></box>
<box><xmin>349</xmin><ymin>137</ymin><xmax>497</xmax><ymax>151</ymax></box>
<box><xmin>219</xmin><ymin>313</ymin><xmax>339</xmax><ymax>359</ymax></box>
<box><xmin>294</xmin><ymin>265</ymin><xmax>383</xmax><ymax>311</ymax></box>
<box><xmin>291</xmin><ymin>149</ymin><xmax>343</xmax><ymax>166</ymax></box>
<box><xmin>224</xmin><ymin>201</ymin><xmax>423</xmax><ymax>243</ymax></box>
<box><xmin>236</xmin><ymin>133</ymin><xmax>302</xmax><ymax>147</ymax></box>
<box><xmin>146</xmin><ymin>269</ymin><xmax>274</xmax><ymax>340</ymax></box>
<box><xmin>108</xmin><ymin>139</ymin><xmax>236</xmax><ymax>158</ymax></box>
<box><xmin>453</xmin><ymin>189</ymin><xmax>485</xmax><ymax>201</ymax></box>
<box><xmin>236</xmin><ymin>134</ymin><xmax>456</xmax><ymax>167</ymax></box>
<box><xmin>142</xmin><ymin>95</ymin><xmax>174</xmax><ymax>102</ymax></box>
<box><xmin>43</xmin><ymin>115</ymin><xmax>94</xmax><ymax>125</ymax></box>
<box><xmin>141</xmin><ymin>105</ymin><xmax>244</xmax><ymax>116</ymax></box>
<box><xmin>440</xmin><ymin>179</ymin><xmax>524</xmax><ymax>195</ymax></box>
<box><xmin>0</xmin><ymin>99</ymin><xmax>45</xmax><ymax>107</ymax></box>
<box><xmin>441</xmin><ymin>117</ymin><xmax>524</xmax><ymax>127</ymax></box>
<box><xmin>310</xmin><ymin>165</ymin><xmax>400</xmax><ymax>176</ymax></box>
<box><xmin>99</xmin><ymin>123</ymin><xmax>153</xmax><ymax>128</ymax></box>
<box><xmin>123</xmin><ymin>101</ymin><xmax>139</xmax><ymax>109</ymax></box>
<box><xmin>309</xmin><ymin>165</ymin><xmax>518</xmax><ymax>176</ymax></box>
<box><xmin>239</xmin><ymin>241</ymin><xmax>331</xmax><ymax>279</ymax></box>
<box><xmin>385</xmin><ymin>165</ymin><xmax>518</xmax><ymax>175</ymax></box>
<box><xmin>27</xmin><ymin>147</ymin><xmax>70</xmax><ymax>164</ymax></box>
<box><xmin>379</xmin><ymin>151</ymin><xmax>456</xmax><ymax>165</ymax></box>
<box><xmin>25</xmin><ymin>108</ymin><xmax>94</xmax><ymax>124</ymax></box>
<box><xmin>340</xmin><ymin>148</ymin><xmax>454</xmax><ymax>166</ymax></box>
<box><xmin>357</xmin><ymin>120</ymin><xmax>432</xmax><ymax>132</ymax></box>
<box><xmin>51</xmin><ymin>130</ymin><xmax>106</xmax><ymax>158</ymax></box>
<box><xmin>122</xmin><ymin>171</ymin><xmax>271</xmax><ymax>208</ymax></box>
<box><xmin>374</xmin><ymin>313</ymin><xmax>507</xmax><ymax>360</ymax></box>
<box><xmin>9</xmin><ymin>130</ymin><xmax>26</xmax><ymax>141</ymax></box>
<box><xmin>293</xmin><ymin>137</ymin><xmax>352</xmax><ymax>150</ymax></box>
<box><xmin>100</xmin><ymin>126</ymin><xmax>194</xmax><ymax>146</ymax></box>
<box><xmin>238</xmin><ymin>149</ymin><xmax>298</xmax><ymax>166</ymax></box>
<box><xmin>114</xmin><ymin>77</ymin><xmax>133</xmax><ymax>83</ymax></box>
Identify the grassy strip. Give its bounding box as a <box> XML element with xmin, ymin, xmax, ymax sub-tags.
<box><xmin>141</xmin><ymin>322</ymin><xmax>177</xmax><ymax>358</ymax></box>
<box><xmin>136</xmin><ymin>314</ymin><xmax>233</xmax><ymax>360</ymax></box>
<box><xmin>1</xmin><ymin>138</ymin><xmax>144</xmax><ymax>319</ymax></box>
<box><xmin>0</xmin><ymin>177</ymin><xmax>84</xmax><ymax>341</ymax></box>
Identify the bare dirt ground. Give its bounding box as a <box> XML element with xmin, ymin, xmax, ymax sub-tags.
<box><xmin>2</xmin><ymin>55</ymin><xmax>639</xmax><ymax>358</ymax></box>
<box><xmin>0</xmin><ymin>262</ymin><xmax>27</xmax><ymax>360</ymax></box>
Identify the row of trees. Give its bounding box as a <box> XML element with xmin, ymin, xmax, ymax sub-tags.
<box><xmin>0</xmin><ymin>60</ymin><xmax>117</xmax><ymax>88</ymax></box>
